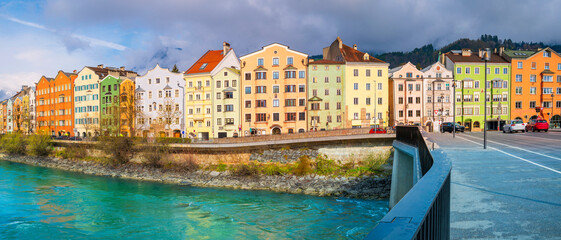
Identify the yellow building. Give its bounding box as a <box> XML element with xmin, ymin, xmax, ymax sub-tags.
<box><xmin>184</xmin><ymin>42</ymin><xmax>239</xmax><ymax>140</ymax></box>
<box><xmin>240</xmin><ymin>43</ymin><xmax>309</xmax><ymax>136</ymax></box>
<box><xmin>119</xmin><ymin>78</ymin><xmax>136</xmax><ymax>137</ymax></box>
<box><xmin>323</xmin><ymin>37</ymin><xmax>390</xmax><ymax>128</ymax></box>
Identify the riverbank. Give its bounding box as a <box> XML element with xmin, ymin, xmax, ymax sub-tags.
<box><xmin>0</xmin><ymin>153</ymin><xmax>390</xmax><ymax>199</ymax></box>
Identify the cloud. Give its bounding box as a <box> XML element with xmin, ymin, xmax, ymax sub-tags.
<box><xmin>0</xmin><ymin>14</ymin><xmax>127</xmax><ymax>51</ymax></box>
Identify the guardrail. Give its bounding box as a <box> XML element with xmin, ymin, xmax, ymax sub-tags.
<box><xmin>366</xmin><ymin>126</ymin><xmax>451</xmax><ymax>240</ymax></box>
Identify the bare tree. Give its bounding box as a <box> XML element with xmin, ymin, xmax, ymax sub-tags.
<box><xmin>81</xmin><ymin>112</ymin><xmax>100</xmax><ymax>139</ymax></box>
<box><xmin>120</xmin><ymin>88</ymin><xmax>143</xmax><ymax>137</ymax></box>
<box><xmin>151</xmin><ymin>99</ymin><xmax>181</xmax><ymax>138</ymax></box>
<box><xmin>12</xmin><ymin>101</ymin><xmax>28</xmax><ymax>133</ymax></box>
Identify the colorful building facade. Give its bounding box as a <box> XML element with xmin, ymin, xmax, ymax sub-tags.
<box><xmin>421</xmin><ymin>61</ymin><xmax>454</xmax><ymax>131</ymax></box>
<box><xmin>323</xmin><ymin>37</ymin><xmax>390</xmax><ymax>128</ymax></box>
<box><xmin>307</xmin><ymin>60</ymin><xmax>345</xmax><ymax>130</ymax></box>
<box><xmin>389</xmin><ymin>62</ymin><xmax>424</xmax><ymax>126</ymax></box>
<box><xmin>240</xmin><ymin>43</ymin><xmax>308</xmax><ymax>136</ymax></box>
<box><xmin>36</xmin><ymin>72</ymin><xmax>76</xmax><ymax>136</ymax></box>
<box><xmin>100</xmin><ymin>75</ymin><xmax>121</xmax><ymax>136</ymax></box>
<box><xmin>444</xmin><ymin>49</ymin><xmax>511</xmax><ymax>131</ymax></box>
<box><xmin>185</xmin><ymin>42</ymin><xmax>239</xmax><ymax>139</ymax></box>
<box><xmin>502</xmin><ymin>47</ymin><xmax>561</xmax><ymax>128</ymax></box>
<box><xmin>212</xmin><ymin>67</ymin><xmax>241</xmax><ymax>138</ymax></box>
<box><xmin>119</xmin><ymin>78</ymin><xmax>136</xmax><ymax>137</ymax></box>
<box><xmin>135</xmin><ymin>64</ymin><xmax>185</xmax><ymax>138</ymax></box>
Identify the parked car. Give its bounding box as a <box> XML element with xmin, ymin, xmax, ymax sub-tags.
<box><xmin>440</xmin><ymin>122</ymin><xmax>465</xmax><ymax>133</ymax></box>
<box><xmin>68</xmin><ymin>136</ymin><xmax>82</xmax><ymax>141</ymax></box>
<box><xmin>503</xmin><ymin>120</ymin><xmax>526</xmax><ymax>133</ymax></box>
<box><xmin>369</xmin><ymin>127</ymin><xmax>387</xmax><ymax>134</ymax></box>
<box><xmin>526</xmin><ymin>119</ymin><xmax>549</xmax><ymax>132</ymax></box>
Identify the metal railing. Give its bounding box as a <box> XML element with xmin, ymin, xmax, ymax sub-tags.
<box><xmin>366</xmin><ymin>126</ymin><xmax>451</xmax><ymax>240</ymax></box>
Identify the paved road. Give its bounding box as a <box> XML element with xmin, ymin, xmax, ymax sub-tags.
<box><xmin>425</xmin><ymin>130</ymin><xmax>561</xmax><ymax>239</ymax></box>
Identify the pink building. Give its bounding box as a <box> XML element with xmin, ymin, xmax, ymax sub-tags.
<box><xmin>389</xmin><ymin>62</ymin><xmax>424</xmax><ymax>126</ymax></box>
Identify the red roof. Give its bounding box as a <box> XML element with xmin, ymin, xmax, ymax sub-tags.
<box><xmin>185</xmin><ymin>50</ymin><xmax>225</xmax><ymax>75</ymax></box>
<box><xmin>445</xmin><ymin>51</ymin><xmax>509</xmax><ymax>64</ymax></box>
<box><xmin>340</xmin><ymin>44</ymin><xmax>385</xmax><ymax>63</ymax></box>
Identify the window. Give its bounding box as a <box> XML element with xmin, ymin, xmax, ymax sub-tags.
<box><xmin>463</xmin><ymin>81</ymin><xmax>473</xmax><ymax>88</ymax></box>
<box><xmin>257</xmin><ymin>58</ymin><xmax>264</xmax><ymax>66</ymax></box>
<box><xmin>398</xmin><ymin>84</ymin><xmax>403</xmax><ymax>91</ymax></box>
<box><xmin>285</xmin><ymin>99</ymin><xmax>296</xmax><ymax>107</ymax></box>
<box><xmin>544</xmin><ymin>75</ymin><xmax>553</xmax><ymax>82</ymax></box>
<box><xmin>285</xmin><ymin>85</ymin><xmax>296</xmax><ymax>92</ymax></box>
<box><xmin>256</xmin><ymin>72</ymin><xmax>266</xmax><ymax>79</ymax></box>
<box><xmin>354</xmin><ymin>83</ymin><xmax>358</xmax><ymax>90</ymax></box>
<box><xmin>428</xmin><ymin>96</ymin><xmax>432</xmax><ymax>103</ymax></box>
<box><xmin>398</xmin><ymin>97</ymin><xmax>403</xmax><ymax>104</ymax></box>
<box><xmin>225</xmin><ymin>105</ymin><xmax>234</xmax><ymax>112</ymax></box>
<box><xmin>378</xmin><ymin>70</ymin><xmax>382</xmax><ymax>77</ymax></box>
<box><xmin>287</xmin><ymin>57</ymin><xmax>293</xmax><ymax>65</ymax></box>
<box><xmin>299</xmin><ymin>112</ymin><xmax>306</xmax><ymax>121</ymax></box>
<box><xmin>354</xmin><ymin>113</ymin><xmax>359</xmax><ymax>119</ymax></box>
<box><xmin>273</xmin><ymin>99</ymin><xmax>279</xmax><ymax>107</ymax></box>
<box><xmin>456</xmin><ymin>67</ymin><xmax>461</xmax><ymax>74</ymax></box>
<box><xmin>311</xmin><ymin>103</ymin><xmax>320</xmax><ymax>110</ymax></box>
<box><xmin>531</xmin><ymin>62</ymin><xmax>536</xmax><ymax>69</ymax></box>
<box><xmin>366</xmin><ymin>69</ymin><xmax>371</xmax><ymax>77</ymax></box>
<box><xmin>544</xmin><ymin>51</ymin><xmax>552</xmax><ymax>57</ymax></box>
<box><xmin>256</xmin><ymin>113</ymin><xmax>266</xmax><ymax>122</ymax></box>
<box><xmin>353</xmin><ymin>98</ymin><xmax>359</xmax><ymax>105</ymax></box>
<box><xmin>325</xmin><ymin>77</ymin><xmax>329</xmax><ymax>83</ymax></box>
<box><xmin>474</xmin><ymin>67</ymin><xmax>480</xmax><ymax>74</ymax></box>
<box><xmin>337</xmin><ymin>102</ymin><xmax>341</xmax><ymax>110</ymax></box>
<box><xmin>406</xmin><ymin>72</ymin><xmax>413</xmax><ymax>78</ymax></box>
<box><xmin>530</xmin><ymin>87</ymin><xmax>536</xmax><ymax>95</ymax></box>
<box><xmin>530</xmin><ymin>101</ymin><xmax>536</xmax><ymax>108</ymax></box>
<box><xmin>256</xmin><ymin>100</ymin><xmax>266</xmax><ymax>107</ymax></box>
<box><xmin>216</xmin><ymin>105</ymin><xmax>222</xmax><ymax>112</ymax></box>
<box><xmin>285</xmin><ymin>71</ymin><xmax>296</xmax><ymax>79</ymax></box>
<box><xmin>416</xmin><ymin>97</ymin><xmax>421</xmax><ymax>104</ymax></box>
<box><xmin>474</xmin><ymin>94</ymin><xmax>479</xmax><ymax>102</ymax></box>
<box><xmin>325</xmin><ymin>89</ymin><xmax>329</xmax><ymax>95</ymax></box>
<box><xmin>285</xmin><ymin>112</ymin><xmax>296</xmax><ymax>121</ymax></box>
<box><xmin>515</xmin><ymin>101</ymin><xmax>522</xmax><ymax>109</ymax></box>
<box><xmin>416</xmin><ymin>110</ymin><xmax>421</xmax><ymax>117</ymax></box>
<box><xmin>408</xmin><ymin>97</ymin><xmax>413</xmax><ymax>104</ymax></box>
<box><xmin>225</xmin><ymin>92</ymin><xmax>233</xmax><ymax>99</ymax></box>
<box><xmin>530</xmin><ymin>75</ymin><xmax>536</xmax><ymax>82</ymax></box>
<box><xmin>245</xmin><ymin>87</ymin><xmax>251</xmax><ymax>94</ymax></box>
<box><xmin>494</xmin><ymin>68</ymin><xmax>499</xmax><ymax>74</ymax></box>
<box><xmin>543</xmin><ymin>88</ymin><xmax>553</xmax><ymax>94</ymax></box>
<box><xmin>517</xmin><ymin>62</ymin><xmax>523</xmax><ymax>69</ymax></box>
<box><xmin>256</xmin><ymin>86</ymin><xmax>266</xmax><ymax>93</ymax></box>
<box><xmin>408</xmin><ymin>110</ymin><xmax>413</xmax><ymax>117</ymax></box>
<box><xmin>398</xmin><ymin>111</ymin><xmax>403</xmax><ymax>118</ymax></box>
<box><xmin>298</xmin><ymin>85</ymin><xmax>305</xmax><ymax>92</ymax></box>
<box><xmin>299</xmin><ymin>71</ymin><xmax>305</xmax><ymax>78</ymax></box>
<box><xmin>558</xmin><ymin>75</ymin><xmax>561</xmax><ymax>83</ymax></box>
<box><xmin>543</xmin><ymin>101</ymin><xmax>552</xmax><ymax>108</ymax></box>
<box><xmin>336</xmin><ymin>76</ymin><xmax>341</xmax><ymax>83</ymax></box>
<box><xmin>325</xmin><ymin>103</ymin><xmax>329</xmax><ymax>110</ymax></box>
<box><xmin>515</xmin><ymin>74</ymin><xmax>522</xmax><ymax>82</ymax></box>
<box><xmin>273</xmin><ymin>71</ymin><xmax>279</xmax><ymax>79</ymax></box>
<box><xmin>353</xmin><ymin>69</ymin><xmax>359</xmax><ymax>76</ymax></box>
<box><xmin>299</xmin><ymin>99</ymin><xmax>306</xmax><ymax>106</ymax></box>
<box><xmin>378</xmin><ymin>98</ymin><xmax>383</xmax><ymax>105</ymax></box>
<box><xmin>408</xmin><ymin>84</ymin><xmax>413</xmax><ymax>91</ymax></box>
<box><xmin>502</xmin><ymin>81</ymin><xmax>507</xmax><ymax>88</ymax></box>
<box><xmin>557</xmin><ymin>88</ymin><xmax>561</xmax><ymax>94</ymax></box>
<box><xmin>272</xmin><ymin>58</ymin><xmax>279</xmax><ymax>66</ymax></box>
<box><xmin>366</xmin><ymin>97</ymin><xmax>371</xmax><ymax>105</ymax></box>
<box><xmin>416</xmin><ymin>84</ymin><xmax>421</xmax><ymax>91</ymax></box>
<box><xmin>465</xmin><ymin>67</ymin><xmax>470</xmax><ymax>74</ymax></box>
<box><xmin>245</xmin><ymin>73</ymin><xmax>251</xmax><ymax>80</ymax></box>
<box><xmin>366</xmin><ymin>83</ymin><xmax>370</xmax><ymax>90</ymax></box>
<box><xmin>516</xmin><ymin>87</ymin><xmax>523</xmax><ymax>94</ymax></box>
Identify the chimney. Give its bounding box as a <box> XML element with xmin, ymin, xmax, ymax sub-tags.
<box><xmin>120</xmin><ymin>66</ymin><xmax>125</xmax><ymax>71</ymax></box>
<box><xmin>440</xmin><ymin>53</ymin><xmax>446</xmax><ymax>64</ymax></box>
<box><xmin>223</xmin><ymin>42</ymin><xmax>231</xmax><ymax>55</ymax></box>
<box><xmin>461</xmin><ymin>49</ymin><xmax>471</xmax><ymax>56</ymax></box>
<box><xmin>353</xmin><ymin>44</ymin><xmax>358</xmax><ymax>50</ymax></box>
<box><xmin>478</xmin><ymin>49</ymin><xmax>483</xmax><ymax>58</ymax></box>
<box><xmin>499</xmin><ymin>46</ymin><xmax>504</xmax><ymax>56</ymax></box>
<box><xmin>337</xmin><ymin>36</ymin><xmax>342</xmax><ymax>49</ymax></box>
<box><xmin>538</xmin><ymin>48</ymin><xmax>543</xmax><ymax>51</ymax></box>
<box><xmin>73</xmin><ymin>70</ymin><xmax>77</xmax><ymax>73</ymax></box>
<box><xmin>97</xmin><ymin>64</ymin><xmax>104</xmax><ymax>68</ymax></box>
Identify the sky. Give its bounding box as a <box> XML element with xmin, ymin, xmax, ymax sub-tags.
<box><xmin>1</xmin><ymin>0</ymin><xmax>561</xmax><ymax>97</ymax></box>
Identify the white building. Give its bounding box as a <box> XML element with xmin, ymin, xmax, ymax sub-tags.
<box><xmin>135</xmin><ymin>64</ymin><xmax>185</xmax><ymax>138</ymax></box>
<box><xmin>421</xmin><ymin>61</ymin><xmax>454</xmax><ymax>132</ymax></box>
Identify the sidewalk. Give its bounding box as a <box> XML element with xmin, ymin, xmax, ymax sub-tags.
<box><xmin>425</xmin><ymin>132</ymin><xmax>561</xmax><ymax>239</ymax></box>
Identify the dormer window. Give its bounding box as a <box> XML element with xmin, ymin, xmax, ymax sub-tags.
<box><xmin>363</xmin><ymin>53</ymin><xmax>369</xmax><ymax>61</ymax></box>
<box><xmin>544</xmin><ymin>51</ymin><xmax>551</xmax><ymax>58</ymax></box>
<box><xmin>200</xmin><ymin>63</ymin><xmax>208</xmax><ymax>70</ymax></box>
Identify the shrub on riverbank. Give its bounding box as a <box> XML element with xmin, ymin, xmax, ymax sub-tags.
<box><xmin>293</xmin><ymin>155</ymin><xmax>313</xmax><ymax>176</ymax></box>
<box><xmin>143</xmin><ymin>139</ymin><xmax>172</xmax><ymax>167</ymax></box>
<box><xmin>27</xmin><ymin>134</ymin><xmax>52</xmax><ymax>156</ymax></box>
<box><xmin>99</xmin><ymin>137</ymin><xmax>135</xmax><ymax>165</ymax></box>
<box><xmin>0</xmin><ymin>133</ymin><xmax>27</xmax><ymax>155</ymax></box>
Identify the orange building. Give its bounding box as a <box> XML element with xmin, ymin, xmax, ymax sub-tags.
<box><xmin>35</xmin><ymin>71</ymin><xmax>77</xmax><ymax>136</ymax></box>
<box><xmin>503</xmin><ymin>47</ymin><xmax>561</xmax><ymax>128</ymax></box>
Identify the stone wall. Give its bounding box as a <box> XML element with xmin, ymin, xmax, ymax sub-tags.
<box><xmin>210</xmin><ymin>128</ymin><xmax>372</xmax><ymax>144</ymax></box>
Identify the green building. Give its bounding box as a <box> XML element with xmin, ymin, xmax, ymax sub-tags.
<box><xmin>444</xmin><ymin>49</ymin><xmax>511</xmax><ymax>131</ymax></box>
<box><xmin>307</xmin><ymin>59</ymin><xmax>345</xmax><ymax>130</ymax></box>
<box><xmin>100</xmin><ymin>75</ymin><xmax>121</xmax><ymax>135</ymax></box>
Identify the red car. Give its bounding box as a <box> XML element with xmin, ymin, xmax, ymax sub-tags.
<box><xmin>369</xmin><ymin>128</ymin><xmax>387</xmax><ymax>134</ymax></box>
<box><xmin>526</xmin><ymin>119</ymin><xmax>549</xmax><ymax>132</ymax></box>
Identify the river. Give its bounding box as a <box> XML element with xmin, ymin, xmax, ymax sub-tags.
<box><xmin>0</xmin><ymin>160</ymin><xmax>388</xmax><ymax>239</ymax></box>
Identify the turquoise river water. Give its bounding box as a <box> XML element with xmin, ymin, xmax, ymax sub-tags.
<box><xmin>0</xmin><ymin>161</ymin><xmax>388</xmax><ymax>239</ymax></box>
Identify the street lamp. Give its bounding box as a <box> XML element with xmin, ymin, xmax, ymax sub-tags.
<box><xmin>483</xmin><ymin>48</ymin><xmax>491</xmax><ymax>149</ymax></box>
<box><xmin>452</xmin><ymin>79</ymin><xmax>457</xmax><ymax>138</ymax></box>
